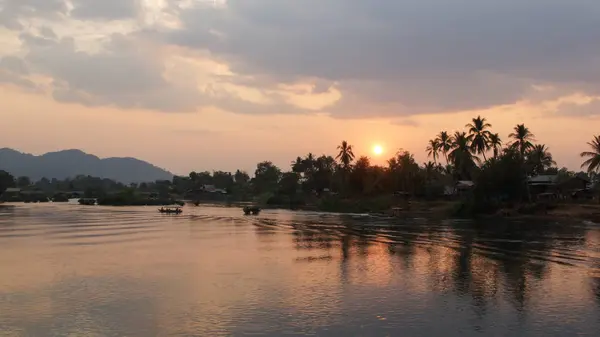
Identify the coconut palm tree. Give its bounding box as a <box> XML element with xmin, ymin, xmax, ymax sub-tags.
<box><xmin>488</xmin><ymin>133</ymin><xmax>502</xmax><ymax>159</ymax></box>
<box><xmin>336</xmin><ymin>141</ymin><xmax>355</xmax><ymax>170</ymax></box>
<box><xmin>466</xmin><ymin>116</ymin><xmax>493</xmax><ymax>160</ymax></box>
<box><xmin>436</xmin><ymin>131</ymin><xmax>452</xmax><ymax>165</ymax></box>
<box><xmin>426</xmin><ymin>139</ymin><xmax>440</xmax><ymax>163</ymax></box>
<box><xmin>423</xmin><ymin>161</ymin><xmax>438</xmax><ymax>182</ymax></box>
<box><xmin>580</xmin><ymin>135</ymin><xmax>600</xmax><ymax>173</ymax></box>
<box><xmin>509</xmin><ymin>124</ymin><xmax>535</xmax><ymax>158</ymax></box>
<box><xmin>449</xmin><ymin>132</ymin><xmax>478</xmax><ymax>179</ymax></box>
<box><xmin>526</xmin><ymin>144</ymin><xmax>556</xmax><ymax>175</ymax></box>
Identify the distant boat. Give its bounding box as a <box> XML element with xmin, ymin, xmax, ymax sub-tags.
<box><xmin>78</xmin><ymin>198</ymin><xmax>97</xmax><ymax>205</ymax></box>
<box><xmin>243</xmin><ymin>206</ymin><xmax>261</xmax><ymax>215</ymax></box>
<box><xmin>158</xmin><ymin>206</ymin><xmax>182</xmax><ymax>214</ymax></box>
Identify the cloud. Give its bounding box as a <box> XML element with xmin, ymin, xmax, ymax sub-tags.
<box><xmin>2</xmin><ymin>0</ymin><xmax>600</xmax><ymax>119</ymax></box>
<box><xmin>70</xmin><ymin>0</ymin><xmax>139</xmax><ymax>21</ymax></box>
<box><xmin>166</xmin><ymin>0</ymin><xmax>600</xmax><ymax>117</ymax></box>
<box><xmin>0</xmin><ymin>56</ymin><xmax>39</xmax><ymax>91</ymax></box>
<box><xmin>20</xmin><ymin>31</ymin><xmax>201</xmax><ymax>111</ymax></box>
<box><xmin>0</xmin><ymin>0</ymin><xmax>68</xmax><ymax>29</ymax></box>
<box><xmin>391</xmin><ymin>119</ymin><xmax>420</xmax><ymax>128</ymax></box>
<box><xmin>555</xmin><ymin>98</ymin><xmax>600</xmax><ymax>118</ymax></box>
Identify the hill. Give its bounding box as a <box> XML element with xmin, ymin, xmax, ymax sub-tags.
<box><xmin>0</xmin><ymin>148</ymin><xmax>173</xmax><ymax>184</ymax></box>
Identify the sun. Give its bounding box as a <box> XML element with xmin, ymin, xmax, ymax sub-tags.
<box><xmin>373</xmin><ymin>144</ymin><xmax>384</xmax><ymax>156</ymax></box>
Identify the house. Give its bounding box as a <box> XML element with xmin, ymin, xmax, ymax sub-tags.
<box><xmin>202</xmin><ymin>185</ymin><xmax>227</xmax><ymax>194</ymax></box>
<box><xmin>456</xmin><ymin>180</ymin><xmax>475</xmax><ymax>191</ymax></box>
<box><xmin>1</xmin><ymin>188</ymin><xmax>21</xmax><ymax>201</ymax></box>
<box><xmin>443</xmin><ymin>180</ymin><xmax>474</xmax><ymax>196</ymax></box>
<box><xmin>558</xmin><ymin>175</ymin><xmax>590</xmax><ymax>193</ymax></box>
<box><xmin>528</xmin><ymin>175</ymin><xmax>558</xmax><ymax>196</ymax></box>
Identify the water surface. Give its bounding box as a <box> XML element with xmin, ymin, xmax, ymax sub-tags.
<box><xmin>0</xmin><ymin>203</ymin><xmax>599</xmax><ymax>336</ymax></box>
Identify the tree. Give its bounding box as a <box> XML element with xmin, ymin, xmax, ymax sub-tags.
<box><xmin>234</xmin><ymin>170</ymin><xmax>250</xmax><ymax>184</ymax></box>
<box><xmin>470</xmin><ymin>148</ymin><xmax>529</xmax><ymax>214</ymax></box>
<box><xmin>253</xmin><ymin>161</ymin><xmax>281</xmax><ymax>194</ymax></box>
<box><xmin>212</xmin><ymin>171</ymin><xmax>234</xmax><ymax>190</ymax></box>
<box><xmin>391</xmin><ymin>150</ymin><xmax>420</xmax><ymax>194</ymax></box>
<box><xmin>509</xmin><ymin>124</ymin><xmax>535</xmax><ymax>158</ymax></box>
<box><xmin>0</xmin><ymin>170</ymin><xmax>15</xmax><ymax>195</ymax></box>
<box><xmin>311</xmin><ymin>155</ymin><xmax>336</xmax><ymax>194</ymax></box>
<box><xmin>279</xmin><ymin>172</ymin><xmax>300</xmax><ymax>200</ymax></box>
<box><xmin>336</xmin><ymin>141</ymin><xmax>355</xmax><ymax>194</ymax></box>
<box><xmin>449</xmin><ymin>132</ymin><xmax>478</xmax><ymax>180</ymax></box>
<box><xmin>291</xmin><ymin>157</ymin><xmax>304</xmax><ymax>174</ymax></box>
<box><xmin>580</xmin><ymin>135</ymin><xmax>600</xmax><ymax>173</ymax></box>
<box><xmin>466</xmin><ymin>116</ymin><xmax>492</xmax><ymax>160</ymax></box>
<box><xmin>436</xmin><ymin>131</ymin><xmax>452</xmax><ymax>165</ymax></box>
<box><xmin>349</xmin><ymin>156</ymin><xmax>371</xmax><ymax>194</ymax></box>
<box><xmin>526</xmin><ymin>144</ymin><xmax>556</xmax><ymax>175</ymax></box>
<box><xmin>336</xmin><ymin>141</ymin><xmax>355</xmax><ymax>170</ymax></box>
<box><xmin>423</xmin><ymin>161</ymin><xmax>438</xmax><ymax>182</ymax></box>
<box><xmin>426</xmin><ymin>139</ymin><xmax>440</xmax><ymax>163</ymax></box>
<box><xmin>16</xmin><ymin>176</ymin><xmax>31</xmax><ymax>188</ymax></box>
<box><xmin>489</xmin><ymin>133</ymin><xmax>503</xmax><ymax>159</ymax></box>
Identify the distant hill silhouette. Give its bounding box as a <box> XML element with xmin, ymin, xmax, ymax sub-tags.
<box><xmin>0</xmin><ymin>148</ymin><xmax>173</xmax><ymax>183</ymax></box>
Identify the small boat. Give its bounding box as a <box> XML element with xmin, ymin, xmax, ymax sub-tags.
<box><xmin>78</xmin><ymin>198</ymin><xmax>97</xmax><ymax>206</ymax></box>
<box><xmin>243</xmin><ymin>206</ymin><xmax>261</xmax><ymax>215</ymax></box>
<box><xmin>158</xmin><ymin>206</ymin><xmax>183</xmax><ymax>214</ymax></box>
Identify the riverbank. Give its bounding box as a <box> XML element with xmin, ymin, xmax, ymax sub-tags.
<box><xmin>251</xmin><ymin>196</ymin><xmax>600</xmax><ymax>223</ymax></box>
<box><xmin>485</xmin><ymin>202</ymin><xmax>600</xmax><ymax>223</ymax></box>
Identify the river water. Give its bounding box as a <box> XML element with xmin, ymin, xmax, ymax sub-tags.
<box><xmin>0</xmin><ymin>203</ymin><xmax>598</xmax><ymax>336</ymax></box>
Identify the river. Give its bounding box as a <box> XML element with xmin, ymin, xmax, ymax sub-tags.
<box><xmin>0</xmin><ymin>203</ymin><xmax>598</xmax><ymax>336</ymax></box>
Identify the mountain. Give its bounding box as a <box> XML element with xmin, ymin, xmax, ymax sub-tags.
<box><xmin>0</xmin><ymin>148</ymin><xmax>173</xmax><ymax>183</ymax></box>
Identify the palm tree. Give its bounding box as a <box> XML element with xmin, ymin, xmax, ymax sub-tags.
<box><xmin>423</xmin><ymin>161</ymin><xmax>437</xmax><ymax>182</ymax></box>
<box><xmin>489</xmin><ymin>133</ymin><xmax>502</xmax><ymax>159</ymax></box>
<box><xmin>580</xmin><ymin>135</ymin><xmax>600</xmax><ymax>173</ymax></box>
<box><xmin>509</xmin><ymin>124</ymin><xmax>535</xmax><ymax>158</ymax></box>
<box><xmin>336</xmin><ymin>141</ymin><xmax>355</xmax><ymax>170</ymax></box>
<box><xmin>336</xmin><ymin>141</ymin><xmax>355</xmax><ymax>194</ymax></box>
<box><xmin>466</xmin><ymin>116</ymin><xmax>492</xmax><ymax>160</ymax></box>
<box><xmin>527</xmin><ymin>144</ymin><xmax>556</xmax><ymax>175</ymax></box>
<box><xmin>436</xmin><ymin>131</ymin><xmax>452</xmax><ymax>165</ymax></box>
<box><xmin>449</xmin><ymin>132</ymin><xmax>477</xmax><ymax>180</ymax></box>
<box><xmin>291</xmin><ymin>156</ymin><xmax>304</xmax><ymax>174</ymax></box>
<box><xmin>426</xmin><ymin>139</ymin><xmax>440</xmax><ymax>163</ymax></box>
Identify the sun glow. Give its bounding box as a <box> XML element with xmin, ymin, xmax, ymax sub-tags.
<box><xmin>373</xmin><ymin>144</ymin><xmax>383</xmax><ymax>156</ymax></box>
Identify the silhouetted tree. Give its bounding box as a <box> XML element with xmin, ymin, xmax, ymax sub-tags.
<box><xmin>580</xmin><ymin>135</ymin><xmax>600</xmax><ymax>173</ymax></box>
<box><xmin>0</xmin><ymin>170</ymin><xmax>15</xmax><ymax>195</ymax></box>
<box><xmin>466</xmin><ymin>116</ymin><xmax>493</xmax><ymax>160</ymax></box>
<box><xmin>253</xmin><ymin>161</ymin><xmax>281</xmax><ymax>194</ymax></box>
<box><xmin>509</xmin><ymin>124</ymin><xmax>535</xmax><ymax>158</ymax></box>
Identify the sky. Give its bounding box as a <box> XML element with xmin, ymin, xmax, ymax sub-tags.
<box><xmin>1</xmin><ymin>0</ymin><xmax>599</xmax><ymax>175</ymax></box>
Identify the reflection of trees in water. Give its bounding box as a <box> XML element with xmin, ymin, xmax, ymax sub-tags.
<box><xmin>594</xmin><ymin>275</ymin><xmax>600</xmax><ymax>307</ymax></box>
<box><xmin>266</xmin><ymin>214</ymin><xmax>594</xmax><ymax>318</ymax></box>
<box><xmin>290</xmin><ymin>223</ymin><xmax>337</xmax><ymax>252</ymax></box>
<box><xmin>450</xmin><ymin>220</ymin><xmax>588</xmax><ymax>318</ymax></box>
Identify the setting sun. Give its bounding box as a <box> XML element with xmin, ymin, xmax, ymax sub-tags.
<box><xmin>373</xmin><ymin>145</ymin><xmax>384</xmax><ymax>156</ymax></box>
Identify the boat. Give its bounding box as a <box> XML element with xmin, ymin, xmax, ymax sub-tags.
<box><xmin>243</xmin><ymin>206</ymin><xmax>261</xmax><ymax>215</ymax></box>
<box><xmin>78</xmin><ymin>198</ymin><xmax>97</xmax><ymax>206</ymax></box>
<box><xmin>158</xmin><ymin>206</ymin><xmax>183</xmax><ymax>214</ymax></box>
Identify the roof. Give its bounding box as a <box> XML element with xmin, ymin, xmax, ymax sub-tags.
<box><xmin>528</xmin><ymin>175</ymin><xmax>558</xmax><ymax>184</ymax></box>
<box><xmin>456</xmin><ymin>181</ymin><xmax>475</xmax><ymax>187</ymax></box>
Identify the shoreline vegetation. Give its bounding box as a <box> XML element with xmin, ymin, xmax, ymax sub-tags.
<box><xmin>1</xmin><ymin>118</ymin><xmax>600</xmax><ymax>222</ymax></box>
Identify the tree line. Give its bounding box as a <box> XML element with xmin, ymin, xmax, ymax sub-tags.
<box><xmin>2</xmin><ymin>117</ymin><xmax>600</xmax><ymax>212</ymax></box>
